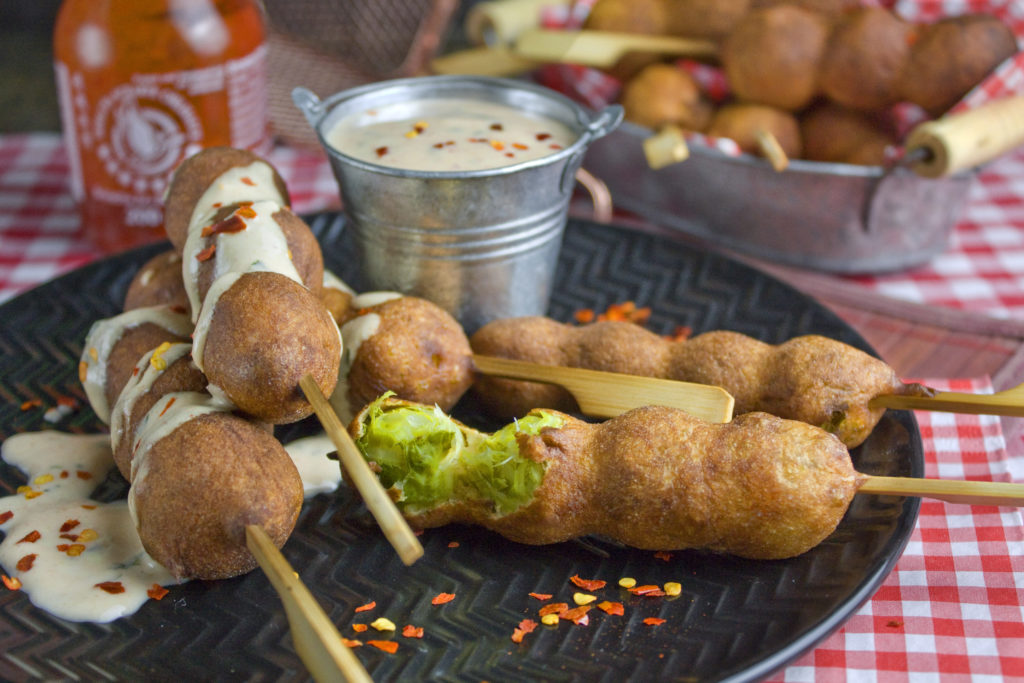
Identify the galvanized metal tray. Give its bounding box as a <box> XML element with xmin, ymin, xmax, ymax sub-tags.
<box><xmin>583</xmin><ymin>120</ymin><xmax>974</xmax><ymax>274</ymax></box>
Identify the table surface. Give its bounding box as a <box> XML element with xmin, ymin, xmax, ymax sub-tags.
<box><xmin>0</xmin><ymin>132</ymin><xmax>1021</xmax><ymax>681</ymax></box>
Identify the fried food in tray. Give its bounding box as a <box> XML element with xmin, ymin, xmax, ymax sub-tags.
<box><xmin>469</xmin><ymin>316</ymin><xmax>932</xmax><ymax>449</ymax></box>
<box><xmin>799</xmin><ymin>101</ymin><xmax>897</xmax><ymax>166</ymax></box>
<box><xmin>720</xmin><ymin>4</ymin><xmax>831</xmax><ymax>111</ymax></box>
<box><xmin>349</xmin><ymin>394</ymin><xmax>862</xmax><ymax>560</ymax></box>
<box><xmin>817</xmin><ymin>6</ymin><xmax>913</xmax><ymax>113</ymax></box>
<box><xmin>620</xmin><ymin>62</ymin><xmax>713</xmax><ymax>131</ymax></box>
<box><xmin>898</xmin><ymin>13</ymin><xmax>1019</xmax><ymax>117</ymax></box>
<box><xmin>706</xmin><ymin>102</ymin><xmax>802</xmax><ymax>159</ymax></box>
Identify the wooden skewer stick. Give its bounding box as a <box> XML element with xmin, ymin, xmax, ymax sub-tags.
<box><xmin>754</xmin><ymin>128</ymin><xmax>790</xmax><ymax>172</ymax></box>
<box><xmin>514</xmin><ymin>28</ymin><xmax>718</xmax><ymax>68</ymax></box>
<box><xmin>246</xmin><ymin>525</ymin><xmax>372</xmax><ymax>683</ymax></box>
<box><xmin>471</xmin><ymin>354</ymin><xmax>734</xmax><ymax>423</ymax></box>
<box><xmin>299</xmin><ymin>374</ymin><xmax>424</xmax><ymax>566</ymax></box>
<box><xmin>870</xmin><ymin>382</ymin><xmax>1024</xmax><ymax>417</ymax></box>
<box><xmin>858</xmin><ymin>475</ymin><xmax>1024</xmax><ymax>507</ymax></box>
<box><xmin>643</xmin><ymin>125</ymin><xmax>691</xmax><ymax>170</ymax></box>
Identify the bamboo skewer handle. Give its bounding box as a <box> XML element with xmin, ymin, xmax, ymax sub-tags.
<box><xmin>858</xmin><ymin>476</ymin><xmax>1024</xmax><ymax>507</ymax></box>
<box><xmin>471</xmin><ymin>354</ymin><xmax>734</xmax><ymax>423</ymax></box>
<box><xmin>246</xmin><ymin>525</ymin><xmax>372</xmax><ymax>683</ymax></box>
<box><xmin>514</xmin><ymin>28</ymin><xmax>718</xmax><ymax>68</ymax></box>
<box><xmin>300</xmin><ymin>375</ymin><xmax>424</xmax><ymax>566</ymax></box>
<box><xmin>870</xmin><ymin>382</ymin><xmax>1024</xmax><ymax>417</ymax></box>
<box><xmin>905</xmin><ymin>95</ymin><xmax>1024</xmax><ymax>178</ymax></box>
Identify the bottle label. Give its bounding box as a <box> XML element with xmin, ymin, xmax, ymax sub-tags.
<box><xmin>55</xmin><ymin>44</ymin><xmax>270</xmax><ymax>225</ymax></box>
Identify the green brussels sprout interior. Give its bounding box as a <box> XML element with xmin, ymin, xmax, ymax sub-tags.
<box><xmin>355</xmin><ymin>394</ymin><xmax>562</xmax><ymax>516</ymax></box>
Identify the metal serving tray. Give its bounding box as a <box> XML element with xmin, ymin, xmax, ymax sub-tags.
<box><xmin>583</xmin><ymin>120</ymin><xmax>974</xmax><ymax>273</ymax></box>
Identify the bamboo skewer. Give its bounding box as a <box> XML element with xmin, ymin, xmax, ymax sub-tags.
<box><xmin>858</xmin><ymin>476</ymin><xmax>1024</xmax><ymax>507</ymax></box>
<box><xmin>870</xmin><ymin>382</ymin><xmax>1024</xmax><ymax>417</ymax></box>
<box><xmin>472</xmin><ymin>354</ymin><xmax>734</xmax><ymax>423</ymax></box>
<box><xmin>246</xmin><ymin>525</ymin><xmax>372</xmax><ymax>683</ymax></box>
<box><xmin>514</xmin><ymin>28</ymin><xmax>718</xmax><ymax>68</ymax></box>
<box><xmin>299</xmin><ymin>374</ymin><xmax>425</xmax><ymax>566</ymax></box>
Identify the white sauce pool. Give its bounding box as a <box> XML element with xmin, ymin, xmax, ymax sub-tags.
<box><xmin>1</xmin><ymin>430</ymin><xmax>342</xmax><ymax>623</ymax></box>
<box><xmin>325</xmin><ymin>99</ymin><xmax>577</xmax><ymax>172</ymax></box>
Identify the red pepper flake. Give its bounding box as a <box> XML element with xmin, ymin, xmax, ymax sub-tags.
<box><xmin>16</xmin><ymin>554</ymin><xmax>37</xmax><ymax>572</ymax></box>
<box><xmin>512</xmin><ymin>143</ymin><xmax>529</xmax><ymax>150</ymax></box>
<box><xmin>81</xmin><ymin>504</ymin><xmax>97</xmax><ymax>510</ymax></box>
<box><xmin>76</xmin><ymin>471</ymin><xmax>93</xmax><ymax>480</ymax></box>
<box><xmin>0</xmin><ymin>511</ymin><xmax>13</xmax><ymax>524</ymax></box>
<box><xmin>629</xmin><ymin>585</ymin><xmax>666</xmax><ymax>597</ymax></box>
<box><xmin>574</xmin><ymin>309</ymin><xmax>595</xmax><ymax>324</ymax></box>
<box><xmin>447</xmin><ymin>541</ymin><xmax>459</xmax><ymax>548</ymax></box>
<box><xmin>536</xmin><ymin>133</ymin><xmax>552</xmax><ymax>141</ymax></box>
<box><xmin>78</xmin><ymin>361</ymin><xmax>88</xmax><ymax>383</ymax></box>
<box><xmin>490</xmin><ymin>123</ymin><xmax>504</xmax><ymax>131</ymax></box>
<box><xmin>505</xmin><ymin>152</ymin><xmax>515</xmax><ymax>158</ymax></box>
<box><xmin>2</xmin><ymin>575</ymin><xmax>21</xmax><ymax>590</ymax></box>
<box><xmin>510</xmin><ymin>618</ymin><xmax>537</xmax><ymax>643</ymax></box>
<box><xmin>468</xmin><ymin>137</ymin><xmax>487</xmax><ymax>143</ymax></box>
<box><xmin>60</xmin><ymin>519</ymin><xmax>80</xmax><ymax>533</ymax></box>
<box><xmin>654</xmin><ymin>551</ymin><xmax>674</xmax><ymax>562</ymax></box>
<box><xmin>352</xmin><ymin>623</ymin><xmax>368</xmax><ymax>633</ymax></box>
<box><xmin>549</xmin><ymin>144</ymin><xmax>564</xmax><ymax>150</ymax></box>
<box><xmin>402</xmin><ymin>624</ymin><xmax>424</xmax><ymax>638</ymax></box>
<box><xmin>196</xmin><ymin>245</ymin><xmax>216</xmax><ymax>262</ymax></box>
<box><xmin>539</xmin><ymin>602</ymin><xmax>569</xmax><ymax>617</ymax></box>
<box><xmin>148</xmin><ymin>584</ymin><xmax>169</xmax><ymax>600</ymax></box>
<box><xmin>60</xmin><ymin>471</ymin><xmax>69</xmax><ymax>479</ymax></box>
<box><xmin>375</xmin><ymin>146</ymin><xmax>388</xmax><ymax>158</ymax></box>
<box><xmin>342</xmin><ymin>638</ymin><xmax>363</xmax><ymax>648</ymax></box>
<box><xmin>570</xmin><ymin>575</ymin><xmax>606</xmax><ymax>591</ymax></box>
<box><xmin>354</xmin><ymin>601</ymin><xmax>376</xmax><ymax>613</ymax></box>
<box><xmin>20</xmin><ymin>399</ymin><xmax>42</xmax><ymax>411</ymax></box>
<box><xmin>432</xmin><ymin>142</ymin><xmax>445</xmax><ymax>149</ymax></box>
<box><xmin>368</xmin><ymin>640</ymin><xmax>398</xmax><ymax>654</ymax></box>
<box><xmin>240</xmin><ymin>176</ymin><xmax>256</xmax><ymax>186</ymax></box>
<box><xmin>96</xmin><ymin>581</ymin><xmax>126</xmax><ymax>594</ymax></box>
<box><xmin>490</xmin><ymin>140</ymin><xmax>505</xmax><ymax>151</ymax></box>
<box><xmin>667</xmin><ymin>325</ymin><xmax>692</xmax><ymax>342</ymax></box>
<box><xmin>528</xmin><ymin>592</ymin><xmax>553</xmax><ymax>601</ymax></box>
<box><xmin>60</xmin><ymin>533</ymin><xmax>79</xmax><ymax>541</ymax></box>
<box><xmin>886</xmin><ymin>620</ymin><xmax>904</xmax><ymax>628</ymax></box>
<box><xmin>431</xmin><ymin>592</ymin><xmax>456</xmax><ymax>606</ymax></box>
<box><xmin>597</xmin><ymin>601</ymin><xmax>624</xmax><ymax>616</ymax></box>
<box><xmin>17</xmin><ymin>530</ymin><xmax>41</xmax><ymax>544</ymax></box>
<box><xmin>235</xmin><ymin>205</ymin><xmax>257</xmax><ymax>220</ymax></box>
<box><xmin>643</xmin><ymin>617</ymin><xmax>666</xmax><ymax>626</ymax></box>
<box><xmin>202</xmin><ymin>214</ymin><xmax>248</xmax><ymax>238</ymax></box>
<box><xmin>158</xmin><ymin>397</ymin><xmax>177</xmax><ymax>417</ymax></box>
<box><xmin>561</xmin><ymin>605</ymin><xmax>591</xmax><ymax>625</ymax></box>
<box><xmin>56</xmin><ymin>396</ymin><xmax>78</xmax><ymax>408</ymax></box>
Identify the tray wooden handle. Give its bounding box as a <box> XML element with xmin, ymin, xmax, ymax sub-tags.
<box><xmin>870</xmin><ymin>382</ymin><xmax>1024</xmax><ymax>417</ymax></box>
<box><xmin>905</xmin><ymin>95</ymin><xmax>1024</xmax><ymax>178</ymax></box>
<box><xmin>858</xmin><ymin>475</ymin><xmax>1024</xmax><ymax>507</ymax></box>
<box><xmin>514</xmin><ymin>28</ymin><xmax>718</xmax><ymax>68</ymax></box>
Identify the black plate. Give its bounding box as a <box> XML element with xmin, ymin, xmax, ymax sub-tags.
<box><xmin>0</xmin><ymin>214</ymin><xmax>921</xmax><ymax>682</ymax></box>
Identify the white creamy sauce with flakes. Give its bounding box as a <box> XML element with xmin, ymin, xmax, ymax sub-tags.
<box><xmin>284</xmin><ymin>434</ymin><xmax>342</xmax><ymax>497</ymax></box>
<box><xmin>326</xmin><ymin>99</ymin><xmax>576</xmax><ymax>172</ymax></box>
<box><xmin>1</xmin><ymin>428</ymin><xmax>340</xmax><ymax>624</ymax></box>
<box><xmin>329</xmin><ymin>308</ymin><xmax>388</xmax><ymax>424</ymax></box>
<box><xmin>0</xmin><ymin>432</ymin><xmax>177</xmax><ymax>623</ymax></box>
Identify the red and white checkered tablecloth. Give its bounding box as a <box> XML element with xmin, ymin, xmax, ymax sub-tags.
<box><xmin>0</xmin><ymin>133</ymin><xmax>1022</xmax><ymax>679</ymax></box>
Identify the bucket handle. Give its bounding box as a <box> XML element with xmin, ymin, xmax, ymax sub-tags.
<box><xmin>582</xmin><ymin>104</ymin><xmax>624</xmax><ymax>142</ymax></box>
<box><xmin>292</xmin><ymin>87</ymin><xmax>326</xmax><ymax>129</ymax></box>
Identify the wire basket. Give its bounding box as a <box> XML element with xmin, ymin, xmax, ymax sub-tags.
<box><xmin>263</xmin><ymin>0</ymin><xmax>458</xmax><ymax>147</ymax></box>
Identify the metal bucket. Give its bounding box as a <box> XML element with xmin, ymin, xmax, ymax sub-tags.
<box><xmin>293</xmin><ymin>75</ymin><xmax>623</xmax><ymax>332</ymax></box>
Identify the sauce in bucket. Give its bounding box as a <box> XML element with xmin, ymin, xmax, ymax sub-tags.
<box><xmin>324</xmin><ymin>99</ymin><xmax>577</xmax><ymax>172</ymax></box>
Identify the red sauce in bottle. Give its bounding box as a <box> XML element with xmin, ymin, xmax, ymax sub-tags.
<box><xmin>54</xmin><ymin>0</ymin><xmax>271</xmax><ymax>253</ymax></box>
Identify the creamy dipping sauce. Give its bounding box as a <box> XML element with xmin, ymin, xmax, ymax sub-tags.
<box><xmin>325</xmin><ymin>99</ymin><xmax>577</xmax><ymax>172</ymax></box>
<box><xmin>1</xmin><ymin>430</ymin><xmax>341</xmax><ymax>623</ymax></box>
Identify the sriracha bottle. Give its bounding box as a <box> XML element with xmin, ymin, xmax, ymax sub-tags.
<box><xmin>54</xmin><ymin>0</ymin><xmax>271</xmax><ymax>252</ymax></box>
